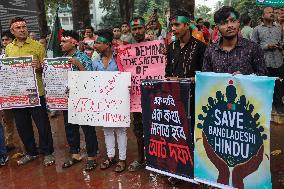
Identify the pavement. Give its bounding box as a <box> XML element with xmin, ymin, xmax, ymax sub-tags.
<box><xmin>0</xmin><ymin>112</ymin><xmax>283</xmax><ymax>189</ymax></box>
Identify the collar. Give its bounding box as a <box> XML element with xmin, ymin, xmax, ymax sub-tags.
<box><xmin>12</xmin><ymin>37</ymin><xmax>32</xmax><ymax>46</ymax></box>
<box><xmin>260</xmin><ymin>22</ymin><xmax>277</xmax><ymax>27</ymax></box>
<box><xmin>214</xmin><ymin>37</ymin><xmax>245</xmax><ymax>51</ymax></box>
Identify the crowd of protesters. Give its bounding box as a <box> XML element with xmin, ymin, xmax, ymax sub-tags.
<box><xmin>0</xmin><ymin>5</ymin><xmax>283</xmax><ymax>185</ymax></box>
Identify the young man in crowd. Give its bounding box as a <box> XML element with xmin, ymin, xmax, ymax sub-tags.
<box><xmin>112</xmin><ymin>26</ymin><xmax>125</xmax><ymax>47</ymax></box>
<box><xmin>0</xmin><ymin>30</ymin><xmax>16</xmax><ymax>153</ymax></box>
<box><xmin>251</xmin><ymin>6</ymin><xmax>284</xmax><ymax>114</ymax></box>
<box><xmin>60</xmin><ymin>30</ymin><xmax>99</xmax><ymax>171</ymax></box>
<box><xmin>127</xmin><ymin>17</ymin><xmax>147</xmax><ymax>172</ymax></box>
<box><xmin>203</xmin><ymin>6</ymin><xmax>267</xmax><ymax>76</ymax></box>
<box><xmin>83</xmin><ymin>26</ymin><xmax>96</xmax><ymax>58</ymax></box>
<box><xmin>241</xmin><ymin>14</ymin><xmax>253</xmax><ymax>40</ymax></box>
<box><xmin>92</xmin><ymin>29</ymin><xmax>128</xmax><ymax>173</ymax></box>
<box><xmin>120</xmin><ymin>22</ymin><xmax>134</xmax><ymax>43</ymax></box>
<box><xmin>166</xmin><ymin>10</ymin><xmax>207</xmax><ymax>185</ymax></box>
<box><xmin>6</xmin><ymin>17</ymin><xmax>55</xmax><ymax>166</ymax></box>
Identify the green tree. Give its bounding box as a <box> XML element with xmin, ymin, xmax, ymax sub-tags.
<box><xmin>99</xmin><ymin>0</ymin><xmax>121</xmax><ymax>28</ymax></box>
<box><xmin>195</xmin><ymin>5</ymin><xmax>213</xmax><ymax>23</ymax></box>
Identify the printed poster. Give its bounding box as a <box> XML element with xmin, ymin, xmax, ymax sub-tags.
<box><xmin>194</xmin><ymin>72</ymin><xmax>275</xmax><ymax>189</ymax></box>
<box><xmin>141</xmin><ymin>80</ymin><xmax>196</xmax><ymax>183</ymax></box>
<box><xmin>68</xmin><ymin>71</ymin><xmax>131</xmax><ymax>127</ymax></box>
<box><xmin>116</xmin><ymin>40</ymin><xmax>166</xmax><ymax>112</ymax></box>
<box><xmin>0</xmin><ymin>56</ymin><xmax>40</xmax><ymax>109</ymax></box>
<box><xmin>43</xmin><ymin>57</ymin><xmax>71</xmax><ymax>110</ymax></box>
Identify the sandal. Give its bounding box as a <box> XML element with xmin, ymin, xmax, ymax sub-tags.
<box><xmin>114</xmin><ymin>160</ymin><xmax>126</xmax><ymax>173</ymax></box>
<box><xmin>127</xmin><ymin>160</ymin><xmax>145</xmax><ymax>172</ymax></box>
<box><xmin>84</xmin><ymin>160</ymin><xmax>97</xmax><ymax>171</ymax></box>
<box><xmin>62</xmin><ymin>158</ymin><xmax>82</xmax><ymax>168</ymax></box>
<box><xmin>100</xmin><ymin>158</ymin><xmax>117</xmax><ymax>170</ymax></box>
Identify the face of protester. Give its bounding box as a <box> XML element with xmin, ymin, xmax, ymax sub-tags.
<box><xmin>131</xmin><ymin>24</ymin><xmax>146</xmax><ymax>42</ymax></box>
<box><xmin>263</xmin><ymin>7</ymin><xmax>274</xmax><ymax>22</ymax></box>
<box><xmin>171</xmin><ymin>21</ymin><xmax>190</xmax><ymax>39</ymax></box>
<box><xmin>60</xmin><ymin>37</ymin><xmax>76</xmax><ymax>52</ymax></box>
<box><xmin>197</xmin><ymin>19</ymin><xmax>204</xmax><ymax>28</ymax></box>
<box><xmin>1</xmin><ymin>36</ymin><xmax>13</xmax><ymax>47</ymax></box>
<box><xmin>93</xmin><ymin>41</ymin><xmax>109</xmax><ymax>54</ymax></box>
<box><xmin>11</xmin><ymin>23</ymin><xmax>28</xmax><ymax>41</ymax></box>
<box><xmin>85</xmin><ymin>29</ymin><xmax>93</xmax><ymax>38</ymax></box>
<box><xmin>217</xmin><ymin>15</ymin><xmax>240</xmax><ymax>40</ymax></box>
<box><xmin>113</xmin><ymin>28</ymin><xmax>122</xmax><ymax>39</ymax></box>
<box><xmin>121</xmin><ymin>24</ymin><xmax>130</xmax><ymax>34</ymax></box>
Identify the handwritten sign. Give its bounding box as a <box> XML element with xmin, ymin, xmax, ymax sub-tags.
<box><xmin>141</xmin><ymin>80</ymin><xmax>195</xmax><ymax>182</ymax></box>
<box><xmin>0</xmin><ymin>56</ymin><xmax>40</xmax><ymax>109</ymax></box>
<box><xmin>43</xmin><ymin>57</ymin><xmax>71</xmax><ymax>110</ymax></box>
<box><xmin>68</xmin><ymin>71</ymin><xmax>131</xmax><ymax>127</ymax></box>
<box><xmin>116</xmin><ymin>40</ymin><xmax>166</xmax><ymax>112</ymax></box>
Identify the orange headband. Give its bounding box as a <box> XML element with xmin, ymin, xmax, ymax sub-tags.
<box><xmin>10</xmin><ymin>21</ymin><xmax>27</xmax><ymax>29</ymax></box>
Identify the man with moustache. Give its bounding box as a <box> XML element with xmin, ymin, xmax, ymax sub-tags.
<box><xmin>203</xmin><ymin>6</ymin><xmax>267</xmax><ymax>76</ymax></box>
<box><xmin>251</xmin><ymin>6</ymin><xmax>284</xmax><ymax>114</ymax></box>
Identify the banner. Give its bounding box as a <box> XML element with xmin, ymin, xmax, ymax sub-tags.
<box><xmin>0</xmin><ymin>56</ymin><xmax>40</xmax><ymax>109</ymax></box>
<box><xmin>256</xmin><ymin>0</ymin><xmax>284</xmax><ymax>6</ymax></box>
<box><xmin>68</xmin><ymin>71</ymin><xmax>131</xmax><ymax>127</ymax></box>
<box><xmin>116</xmin><ymin>40</ymin><xmax>166</xmax><ymax>112</ymax></box>
<box><xmin>141</xmin><ymin>80</ymin><xmax>196</xmax><ymax>182</ymax></box>
<box><xmin>194</xmin><ymin>72</ymin><xmax>275</xmax><ymax>189</ymax></box>
<box><xmin>43</xmin><ymin>57</ymin><xmax>71</xmax><ymax>110</ymax></box>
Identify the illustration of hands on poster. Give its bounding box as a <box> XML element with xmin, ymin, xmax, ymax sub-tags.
<box><xmin>194</xmin><ymin>72</ymin><xmax>275</xmax><ymax>189</ymax></box>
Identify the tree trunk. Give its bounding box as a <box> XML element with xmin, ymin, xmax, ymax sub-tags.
<box><xmin>36</xmin><ymin>0</ymin><xmax>49</xmax><ymax>36</ymax></box>
<box><xmin>169</xmin><ymin>0</ymin><xmax>195</xmax><ymax>19</ymax></box>
<box><xmin>72</xmin><ymin>0</ymin><xmax>91</xmax><ymax>31</ymax></box>
<box><xmin>119</xmin><ymin>0</ymin><xmax>134</xmax><ymax>23</ymax></box>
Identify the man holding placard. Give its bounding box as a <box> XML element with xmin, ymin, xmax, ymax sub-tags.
<box><xmin>60</xmin><ymin>30</ymin><xmax>99</xmax><ymax>171</ymax></box>
<box><xmin>5</xmin><ymin>17</ymin><xmax>55</xmax><ymax>166</ymax></box>
<box><xmin>127</xmin><ymin>17</ymin><xmax>147</xmax><ymax>172</ymax></box>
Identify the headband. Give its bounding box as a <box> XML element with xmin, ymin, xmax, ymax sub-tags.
<box><xmin>96</xmin><ymin>36</ymin><xmax>111</xmax><ymax>44</ymax></box>
<box><xmin>170</xmin><ymin>16</ymin><xmax>190</xmax><ymax>23</ymax></box>
<box><xmin>61</xmin><ymin>36</ymin><xmax>78</xmax><ymax>45</ymax></box>
<box><xmin>130</xmin><ymin>18</ymin><xmax>145</xmax><ymax>26</ymax></box>
<box><xmin>10</xmin><ymin>21</ymin><xmax>27</xmax><ymax>29</ymax></box>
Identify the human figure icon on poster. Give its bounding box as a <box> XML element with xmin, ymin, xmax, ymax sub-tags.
<box><xmin>26</xmin><ymin>89</ymin><xmax>39</xmax><ymax>105</ymax></box>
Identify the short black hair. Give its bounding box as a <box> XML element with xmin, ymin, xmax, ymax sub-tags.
<box><xmin>121</xmin><ymin>22</ymin><xmax>129</xmax><ymax>26</ymax></box>
<box><xmin>214</xmin><ymin>6</ymin><xmax>240</xmax><ymax>24</ymax></box>
<box><xmin>113</xmin><ymin>26</ymin><xmax>121</xmax><ymax>30</ymax></box>
<box><xmin>10</xmin><ymin>17</ymin><xmax>26</xmax><ymax>28</ymax></box>
<box><xmin>204</xmin><ymin>21</ymin><xmax>210</xmax><ymax>28</ymax></box>
<box><xmin>95</xmin><ymin>29</ymin><xmax>113</xmax><ymax>42</ymax></box>
<box><xmin>170</xmin><ymin>9</ymin><xmax>191</xmax><ymax>20</ymax></box>
<box><xmin>85</xmin><ymin>26</ymin><xmax>94</xmax><ymax>32</ymax></box>
<box><xmin>1</xmin><ymin>30</ymin><xmax>15</xmax><ymax>39</ymax></box>
<box><xmin>62</xmin><ymin>30</ymin><xmax>79</xmax><ymax>42</ymax></box>
<box><xmin>196</xmin><ymin>18</ymin><xmax>203</xmax><ymax>23</ymax></box>
<box><xmin>241</xmin><ymin>14</ymin><xmax>251</xmax><ymax>25</ymax></box>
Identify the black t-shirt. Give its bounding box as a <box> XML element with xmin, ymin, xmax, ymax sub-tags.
<box><xmin>166</xmin><ymin>37</ymin><xmax>206</xmax><ymax>78</ymax></box>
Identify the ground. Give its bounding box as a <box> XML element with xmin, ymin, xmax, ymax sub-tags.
<box><xmin>0</xmin><ymin>113</ymin><xmax>283</xmax><ymax>189</ymax></box>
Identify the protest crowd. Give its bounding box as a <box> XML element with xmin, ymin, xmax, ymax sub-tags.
<box><xmin>0</xmin><ymin>3</ymin><xmax>284</xmax><ymax>189</ymax></box>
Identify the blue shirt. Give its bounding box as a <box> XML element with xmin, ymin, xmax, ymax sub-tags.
<box><xmin>64</xmin><ymin>50</ymin><xmax>93</xmax><ymax>71</ymax></box>
<box><xmin>92</xmin><ymin>54</ymin><xmax>118</xmax><ymax>71</ymax></box>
